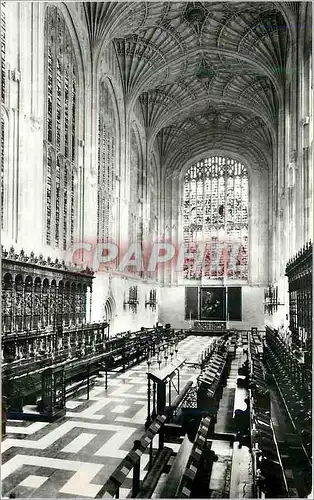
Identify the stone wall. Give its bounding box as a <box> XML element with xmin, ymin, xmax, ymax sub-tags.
<box><xmin>158</xmin><ymin>285</ymin><xmax>265</xmax><ymax>330</ymax></box>
<box><xmin>91</xmin><ymin>274</ymin><xmax>159</xmax><ymax>335</ymax></box>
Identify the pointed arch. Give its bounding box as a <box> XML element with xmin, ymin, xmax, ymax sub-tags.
<box><xmin>97</xmin><ymin>78</ymin><xmax>120</xmax><ymax>244</ymax></box>
<box><xmin>129</xmin><ymin>124</ymin><xmax>144</xmax><ymax>256</ymax></box>
<box><xmin>103</xmin><ymin>295</ymin><xmax>116</xmax><ymax>336</ymax></box>
<box><xmin>148</xmin><ymin>151</ymin><xmax>159</xmax><ymax>243</ymax></box>
<box><xmin>43</xmin><ymin>4</ymin><xmax>82</xmax><ymax>250</ymax></box>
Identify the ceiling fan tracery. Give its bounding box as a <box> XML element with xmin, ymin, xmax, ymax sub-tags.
<box><xmin>161</xmin><ymin>129</ymin><xmax>271</xmax><ymax>175</ymax></box>
<box><xmin>155</xmin><ymin>110</ymin><xmax>272</xmax><ymax>159</ymax></box>
<box><xmin>85</xmin><ymin>1</ymin><xmax>293</xmax><ymax>172</ymax></box>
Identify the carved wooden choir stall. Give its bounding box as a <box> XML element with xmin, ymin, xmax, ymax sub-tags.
<box><xmin>1</xmin><ymin>247</ymin><xmax>184</xmax><ymax>425</ymax></box>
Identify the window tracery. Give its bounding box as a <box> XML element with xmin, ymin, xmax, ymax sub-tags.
<box><xmin>183</xmin><ymin>156</ymin><xmax>249</xmax><ymax>279</ymax></box>
<box><xmin>129</xmin><ymin>130</ymin><xmax>143</xmax><ymax>257</ymax></box>
<box><xmin>309</xmin><ymin>53</ymin><xmax>313</xmax><ymax>240</ymax></box>
<box><xmin>149</xmin><ymin>155</ymin><xmax>158</xmax><ymax>242</ymax></box>
<box><xmin>97</xmin><ymin>81</ymin><xmax>116</xmax><ymax>243</ymax></box>
<box><xmin>1</xmin><ymin>1</ymin><xmax>5</xmax><ymax>103</ymax></box>
<box><xmin>1</xmin><ymin>1</ymin><xmax>6</xmax><ymax>229</ymax></box>
<box><xmin>44</xmin><ymin>6</ymin><xmax>77</xmax><ymax>249</ymax></box>
<box><xmin>1</xmin><ymin>113</ymin><xmax>5</xmax><ymax>230</ymax></box>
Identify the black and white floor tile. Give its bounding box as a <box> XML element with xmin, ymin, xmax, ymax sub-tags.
<box><xmin>1</xmin><ymin>336</ymin><xmax>215</xmax><ymax>498</ymax></box>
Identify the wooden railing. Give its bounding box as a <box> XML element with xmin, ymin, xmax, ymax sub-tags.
<box><xmin>95</xmin><ymin>381</ymin><xmax>194</xmax><ymax>499</ymax></box>
<box><xmin>190</xmin><ymin>321</ymin><xmax>226</xmax><ymax>333</ymax></box>
<box><xmin>2</xmin><ymin>326</ymin><xmax>185</xmax><ymax>422</ymax></box>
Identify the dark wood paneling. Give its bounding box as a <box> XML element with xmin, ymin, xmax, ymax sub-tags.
<box><xmin>228</xmin><ymin>287</ymin><xmax>242</xmax><ymax>321</ymax></box>
<box><xmin>185</xmin><ymin>287</ymin><xmax>198</xmax><ymax>320</ymax></box>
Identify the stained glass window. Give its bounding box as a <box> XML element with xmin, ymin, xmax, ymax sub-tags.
<box><xmin>127</xmin><ymin>130</ymin><xmax>144</xmax><ymax>275</ymax></box>
<box><xmin>97</xmin><ymin>81</ymin><xmax>116</xmax><ymax>243</ymax></box>
<box><xmin>129</xmin><ymin>130</ymin><xmax>143</xmax><ymax>244</ymax></box>
<box><xmin>70</xmin><ymin>169</ymin><xmax>75</xmax><ymax>245</ymax></box>
<box><xmin>46</xmin><ymin>148</ymin><xmax>53</xmax><ymax>245</ymax></box>
<box><xmin>149</xmin><ymin>156</ymin><xmax>158</xmax><ymax>242</ymax></box>
<box><xmin>44</xmin><ymin>6</ymin><xmax>77</xmax><ymax>249</ymax></box>
<box><xmin>183</xmin><ymin>156</ymin><xmax>249</xmax><ymax>279</ymax></box>
<box><xmin>1</xmin><ymin>2</ymin><xmax>6</xmax><ymax>103</ymax></box>
<box><xmin>63</xmin><ymin>165</ymin><xmax>68</xmax><ymax>250</ymax></box>
<box><xmin>308</xmin><ymin>53</ymin><xmax>313</xmax><ymax>241</ymax></box>
<box><xmin>1</xmin><ymin>114</ymin><xmax>5</xmax><ymax>229</ymax></box>
<box><xmin>1</xmin><ymin>1</ymin><xmax>6</xmax><ymax>229</ymax></box>
<box><xmin>129</xmin><ymin>132</ymin><xmax>136</xmax><ymax>247</ymax></box>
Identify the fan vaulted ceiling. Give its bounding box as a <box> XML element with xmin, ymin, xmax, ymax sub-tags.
<box><xmin>84</xmin><ymin>2</ymin><xmax>294</xmax><ymax>171</ymax></box>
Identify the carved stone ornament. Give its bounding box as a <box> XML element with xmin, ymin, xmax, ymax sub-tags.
<box><xmin>184</xmin><ymin>2</ymin><xmax>207</xmax><ymax>33</ymax></box>
<box><xmin>287</xmin><ymin>162</ymin><xmax>296</xmax><ymax>188</ymax></box>
<box><xmin>289</xmin><ymin>149</ymin><xmax>298</xmax><ymax>164</ymax></box>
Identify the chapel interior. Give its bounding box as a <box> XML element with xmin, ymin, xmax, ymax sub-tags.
<box><xmin>0</xmin><ymin>1</ymin><xmax>313</xmax><ymax>498</ymax></box>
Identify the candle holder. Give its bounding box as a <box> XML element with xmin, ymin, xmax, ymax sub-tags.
<box><xmin>164</xmin><ymin>350</ymin><xmax>169</xmax><ymax>364</ymax></box>
<box><xmin>145</xmin><ymin>376</ymin><xmax>152</xmax><ymax>429</ymax></box>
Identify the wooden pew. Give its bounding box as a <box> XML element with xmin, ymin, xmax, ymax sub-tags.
<box><xmin>159</xmin><ymin>435</ymin><xmax>193</xmax><ymax>498</ymax></box>
<box><xmin>135</xmin><ymin>447</ymin><xmax>173</xmax><ymax>498</ymax></box>
<box><xmin>176</xmin><ymin>415</ymin><xmax>213</xmax><ymax>498</ymax></box>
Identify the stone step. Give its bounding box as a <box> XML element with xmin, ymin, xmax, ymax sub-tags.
<box><xmin>213</xmin><ymin>432</ymin><xmax>236</xmax><ymax>442</ymax></box>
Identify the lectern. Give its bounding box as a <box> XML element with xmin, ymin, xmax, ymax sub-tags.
<box><xmin>146</xmin><ymin>358</ymin><xmax>186</xmax><ymax>429</ymax></box>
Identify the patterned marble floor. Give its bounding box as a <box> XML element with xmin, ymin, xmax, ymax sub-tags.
<box><xmin>1</xmin><ymin>336</ymin><xmax>215</xmax><ymax>498</ymax></box>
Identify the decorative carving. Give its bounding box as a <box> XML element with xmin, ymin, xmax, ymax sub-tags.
<box><xmin>114</xmin><ymin>36</ymin><xmax>165</xmax><ymax>68</ymax></box>
<box><xmin>286</xmin><ymin>242</ymin><xmax>312</xmax><ymax>350</ymax></box>
<box><xmin>289</xmin><ymin>149</ymin><xmax>298</xmax><ymax>164</ymax></box>
<box><xmin>2</xmin><ymin>246</ymin><xmax>93</xmax><ymax>276</ymax></box>
<box><xmin>184</xmin><ymin>2</ymin><xmax>207</xmax><ymax>34</ymax></box>
<box><xmin>196</xmin><ymin>59</ymin><xmax>215</xmax><ymax>90</ymax></box>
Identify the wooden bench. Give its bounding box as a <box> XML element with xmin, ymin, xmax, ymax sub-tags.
<box><xmin>160</xmin><ymin>435</ymin><xmax>193</xmax><ymax>498</ymax></box>
<box><xmin>95</xmin><ymin>414</ymin><xmax>168</xmax><ymax>498</ymax></box>
<box><xmin>176</xmin><ymin>416</ymin><xmax>213</xmax><ymax>498</ymax></box>
<box><xmin>65</xmin><ymin>374</ymin><xmax>98</xmax><ymax>398</ymax></box>
<box><xmin>135</xmin><ymin>447</ymin><xmax>172</xmax><ymax>498</ymax></box>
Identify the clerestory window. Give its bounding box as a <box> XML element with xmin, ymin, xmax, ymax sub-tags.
<box><xmin>97</xmin><ymin>81</ymin><xmax>116</xmax><ymax>244</ymax></box>
<box><xmin>1</xmin><ymin>1</ymin><xmax>6</xmax><ymax>229</ymax></box>
<box><xmin>44</xmin><ymin>6</ymin><xmax>77</xmax><ymax>249</ymax></box>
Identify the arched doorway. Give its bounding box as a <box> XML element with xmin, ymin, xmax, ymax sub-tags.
<box><xmin>104</xmin><ymin>296</ymin><xmax>116</xmax><ymax>337</ymax></box>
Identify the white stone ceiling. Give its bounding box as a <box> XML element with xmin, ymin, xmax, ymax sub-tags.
<box><xmin>84</xmin><ymin>2</ymin><xmax>296</xmax><ymax>171</ymax></box>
